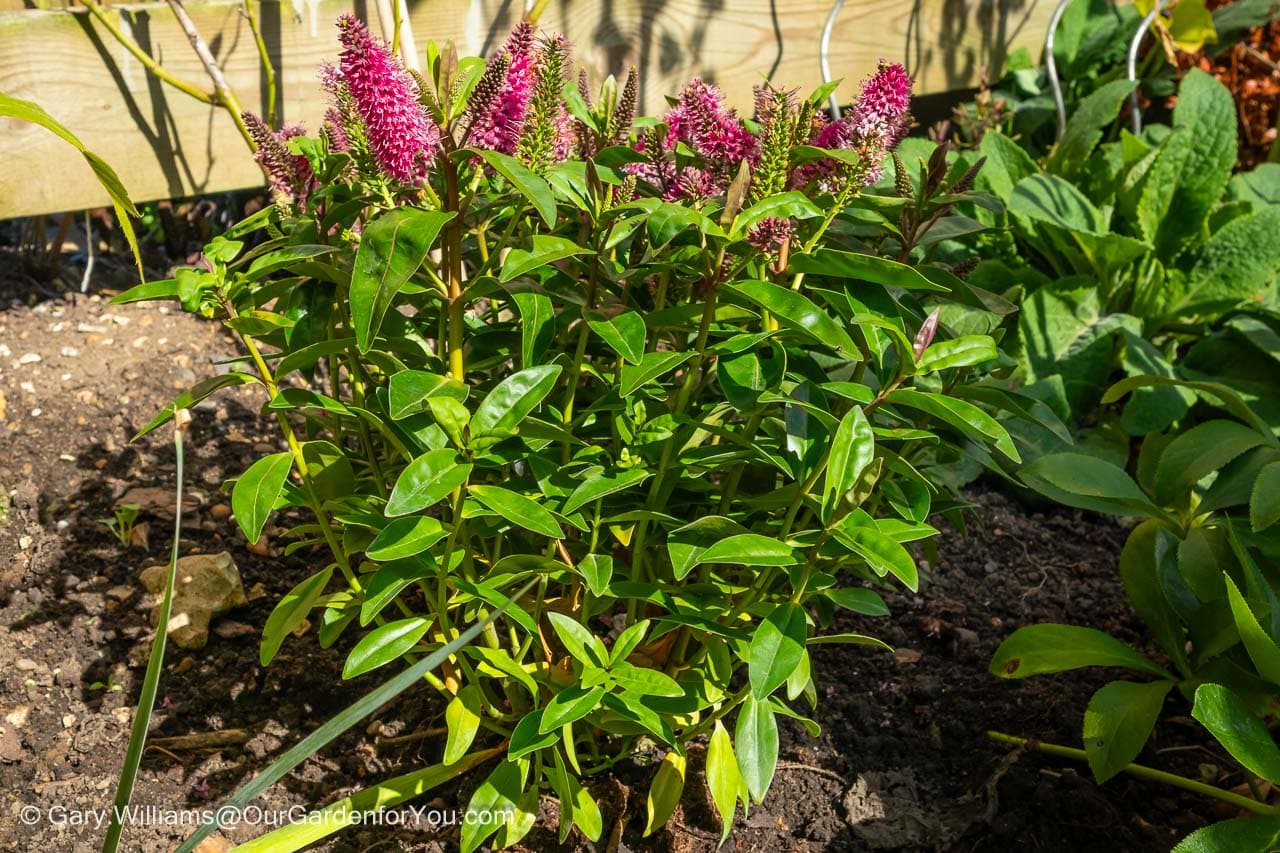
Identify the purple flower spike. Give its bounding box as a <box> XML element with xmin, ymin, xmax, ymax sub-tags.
<box><xmin>746</xmin><ymin>216</ymin><xmax>794</xmax><ymax>255</ymax></box>
<box><xmin>468</xmin><ymin>23</ymin><xmax>538</xmax><ymax>154</ymax></box>
<box><xmin>336</xmin><ymin>14</ymin><xmax>439</xmax><ymax>184</ymax></box>
<box><xmin>664</xmin><ymin>79</ymin><xmax>757</xmax><ymax>168</ymax></box>
<box><xmin>852</xmin><ymin>61</ymin><xmax>912</xmax><ymax>133</ymax></box>
<box><xmin>244</xmin><ymin>112</ymin><xmax>314</xmax><ymax>202</ymax></box>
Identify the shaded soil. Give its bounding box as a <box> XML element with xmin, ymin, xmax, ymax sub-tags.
<box><xmin>0</xmin><ymin>280</ymin><xmax>1229</xmax><ymax>852</ymax></box>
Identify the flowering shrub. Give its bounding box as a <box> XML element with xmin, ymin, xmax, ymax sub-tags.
<box><xmin>118</xmin><ymin>17</ymin><xmax>1020</xmax><ymax>848</ymax></box>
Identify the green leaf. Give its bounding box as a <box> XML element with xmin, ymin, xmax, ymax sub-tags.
<box><xmin>231</xmin><ymin>452</ymin><xmax>294</xmax><ymax>544</ymax></box>
<box><xmin>1048</xmin><ymin>79</ymin><xmax>1137</xmax><ymax>177</ymax></box>
<box><xmin>471</xmin><ymin>365</ymin><xmax>562</xmax><ymax>439</ymax></box>
<box><xmin>732</xmin><ymin>191</ymin><xmax>823</xmax><ymax>236</ymax></box>
<box><xmin>244</xmin><ymin>244</ymin><xmax>338</xmax><ymax>280</ymax></box>
<box><xmin>788</xmin><ymin>249</ymin><xmax>948</xmax><ymax>291</ymax></box>
<box><xmin>547</xmin><ymin>612</ymin><xmax>607</xmax><ymax>667</ymax></box>
<box><xmin>1167</xmin><ymin>0</ymin><xmax>1217</xmax><ymax>51</ymax></box>
<box><xmin>1177</xmin><ymin>206</ymin><xmax>1280</xmax><ymax>320</ymax></box>
<box><xmin>1103</xmin><ymin>375</ymin><xmax>1276</xmax><ymax>440</ymax></box>
<box><xmin>508</xmin><ymin>710</ymin><xmax>558</xmax><ymax>760</ymax></box>
<box><xmin>586</xmin><ymin>310</ymin><xmax>647</xmax><ymax>364</ymax></box>
<box><xmin>579</xmin><ymin>554</ymin><xmax>613</xmax><ymax>596</ymax></box>
<box><xmin>707</xmin><ymin>721</ymin><xmax>742</xmax><ymax>844</ymax></box>
<box><xmin>824</xmin><ymin>588</ymin><xmax>890</xmax><ymax>617</ymax></box>
<box><xmin>386</xmin><ymin>449</ymin><xmax>472</xmax><ymax>516</ymax></box>
<box><xmin>443</xmin><ymin>684</ymin><xmax>483</xmax><ymax>764</ymax></box>
<box><xmin>387</xmin><ymin>370</ymin><xmax>467</xmax><ymax>420</ymax></box>
<box><xmin>540</xmin><ymin>685</ymin><xmax>606</xmax><ymax>732</ymax></box>
<box><xmin>1</xmin><ymin>92</ymin><xmax>144</xmax><ymax>281</ymax></box>
<box><xmin>832</xmin><ymin>517</ymin><xmax>919</xmax><ymax>591</ymax></box>
<box><xmin>1252</xmin><ymin>462</ymin><xmax>1280</xmax><ymax>532</ymax></box>
<box><xmin>610</xmin><ymin>662</ymin><xmax>684</xmax><ymax>697</ymax></box>
<box><xmin>366</xmin><ymin>516</ymin><xmax>448</xmax><ymax>561</ymax></box>
<box><xmin>1172</xmin><ymin>815</ymin><xmax>1280</xmax><ymax>853</ymax></box>
<box><xmin>749</xmin><ymin>603</ymin><xmax>808</xmax><ymax>699</ymax></box>
<box><xmin>914</xmin><ymin>335</ymin><xmax>998</xmax><ymax>374</ymax></box>
<box><xmin>351</xmin><ymin>209</ymin><xmax>455</xmax><ymax>351</ymax></box>
<box><xmin>735</xmin><ymin>694</ymin><xmax>779</xmax><ymax>804</ymax></box>
<box><xmin>886</xmin><ymin>388</ymin><xmax>1020</xmax><ymax>462</ymax></box>
<box><xmin>610</xmin><ymin>620</ymin><xmax>651</xmax><ymax>665</ymax></box>
<box><xmin>261</xmin><ymin>568</ymin><xmax>333</xmax><ymax>666</ymax></box>
<box><xmin>1120</xmin><ymin>521</ymin><xmax>1190</xmax><ymax>676</ymax></box>
<box><xmin>1192</xmin><ymin>683</ymin><xmax>1280</xmax><ymax>784</ymax></box>
<box><xmin>620</xmin><ymin>350</ymin><xmax>696</xmax><ymax>396</ymax></box>
<box><xmin>728</xmin><ymin>280</ymin><xmax>858</xmax><ymax>353</ymax></box>
<box><xmin>500</xmin><ymin>235</ymin><xmax>592</xmax><ymax>282</ymax></box>
<box><xmin>990</xmin><ymin>624</ymin><xmax>1173</xmax><ymax>680</ymax></box>
<box><xmin>343</xmin><ymin>616</ymin><xmax>432</xmax><ymax>679</ymax></box>
<box><xmin>1082</xmin><ymin>679</ymin><xmax>1173</xmax><ymax>782</ymax></box>
<box><xmin>360</xmin><ymin>557</ymin><xmax>433</xmax><ymax>625</ymax></box>
<box><xmin>512</xmin><ymin>292</ymin><xmax>556</xmax><ymax>368</ymax></box>
<box><xmin>1154</xmin><ymin>420</ymin><xmax>1267</xmax><ymax>505</ymax></box>
<box><xmin>134</xmin><ymin>373</ymin><xmax>258</xmax><ymax>439</ymax></box>
<box><xmin>1224</xmin><ymin>574</ymin><xmax>1280</xmax><ymax>686</ymax></box>
<box><xmin>695</xmin><ymin>533</ymin><xmax>798</xmax><ymax>567</ymax></box>
<box><xmin>474</xmin><ymin>149</ymin><xmax>558</xmax><ymax>226</ymax></box>
<box><xmin>562</xmin><ymin>467</ymin><xmax>652</xmax><ymax>515</ymax></box>
<box><xmin>644</xmin><ymin>749</ymin><xmax>687</xmax><ymax>837</ymax></box>
<box><xmin>469</xmin><ymin>485</ymin><xmax>564</xmax><ymax>538</ymax></box>
<box><xmin>1021</xmin><ymin>453</ymin><xmax>1161</xmax><ymax>518</ymax></box>
<box><xmin>821</xmin><ymin>406</ymin><xmax>875</xmax><ymax>525</ymax></box>
<box><xmin>461</xmin><ymin>758</ymin><xmax>527</xmax><ymax>853</ymax></box>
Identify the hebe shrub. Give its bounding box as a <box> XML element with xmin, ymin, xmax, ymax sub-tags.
<box><xmin>119</xmin><ymin>17</ymin><xmax>1020</xmax><ymax>847</ymax></box>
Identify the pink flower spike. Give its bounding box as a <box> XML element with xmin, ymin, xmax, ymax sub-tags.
<box><xmin>468</xmin><ymin>22</ymin><xmax>538</xmax><ymax>154</ymax></box>
<box><xmin>852</xmin><ymin>61</ymin><xmax>912</xmax><ymax>134</ymax></box>
<box><xmin>336</xmin><ymin>14</ymin><xmax>439</xmax><ymax>184</ymax></box>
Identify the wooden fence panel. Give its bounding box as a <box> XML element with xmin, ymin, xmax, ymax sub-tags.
<box><xmin>0</xmin><ymin>0</ymin><xmax>1053</xmax><ymax>217</ymax></box>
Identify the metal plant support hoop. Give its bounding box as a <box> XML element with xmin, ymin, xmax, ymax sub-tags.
<box><xmin>821</xmin><ymin>0</ymin><xmax>848</xmax><ymax>119</ymax></box>
<box><xmin>1128</xmin><ymin>0</ymin><xmax>1170</xmax><ymax>134</ymax></box>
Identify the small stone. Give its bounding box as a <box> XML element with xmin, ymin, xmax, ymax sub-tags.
<box><xmin>139</xmin><ymin>552</ymin><xmax>246</xmax><ymax>650</ymax></box>
<box><xmin>60</xmin><ymin>346</ymin><xmax>80</xmax><ymax>358</ymax></box>
<box><xmin>18</xmin><ymin>353</ymin><xmax>41</xmax><ymax>365</ymax></box>
<box><xmin>212</xmin><ymin>621</ymin><xmax>256</xmax><ymax>639</ymax></box>
<box><xmin>5</xmin><ymin>707</ymin><xmax>29</xmax><ymax>728</ymax></box>
<box><xmin>106</xmin><ymin>585</ymin><xmax>135</xmax><ymax>603</ymax></box>
<box><xmin>208</xmin><ymin>504</ymin><xmax>231</xmax><ymax>520</ymax></box>
<box><xmin>894</xmin><ymin>648</ymin><xmax>923</xmax><ymax>665</ymax></box>
<box><xmin>17</xmin><ymin>535</ymin><xmax>31</xmax><ymax>550</ymax></box>
<box><xmin>58</xmin><ymin>453</ymin><xmax>75</xmax><ymax>462</ymax></box>
<box><xmin>62</xmin><ymin>714</ymin><xmax>76</xmax><ymax>729</ymax></box>
<box><xmin>247</xmin><ymin>539</ymin><xmax>270</xmax><ymax>556</ymax></box>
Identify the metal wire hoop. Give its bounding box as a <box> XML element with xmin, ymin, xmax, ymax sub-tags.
<box><xmin>820</xmin><ymin>0</ymin><xmax>848</xmax><ymax>119</ymax></box>
<box><xmin>1128</xmin><ymin>0</ymin><xmax>1170</xmax><ymax>134</ymax></box>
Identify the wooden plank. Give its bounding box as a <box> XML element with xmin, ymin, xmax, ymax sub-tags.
<box><xmin>0</xmin><ymin>0</ymin><xmax>1055</xmax><ymax>218</ymax></box>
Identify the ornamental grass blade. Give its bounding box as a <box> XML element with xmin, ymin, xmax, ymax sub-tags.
<box><xmin>177</xmin><ymin>577</ymin><xmax>537</xmax><ymax>853</ymax></box>
<box><xmin>102</xmin><ymin>408</ymin><xmax>189</xmax><ymax>853</ymax></box>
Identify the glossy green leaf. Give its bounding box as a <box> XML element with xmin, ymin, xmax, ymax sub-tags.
<box><xmin>990</xmin><ymin>624</ymin><xmax>1173</xmax><ymax>680</ymax></box>
<box><xmin>469</xmin><ymin>484</ymin><xmax>564</xmax><ymax>538</ymax></box>
<box><xmin>579</xmin><ymin>554</ymin><xmax>613</xmax><ymax>596</ymax></box>
<box><xmin>343</xmin><ymin>616</ymin><xmax>432</xmax><ymax>679</ymax></box>
<box><xmin>1083</xmin><ymin>679</ymin><xmax>1173</xmax><ymax>783</ymax></box>
<box><xmin>695</xmin><ymin>533</ymin><xmax>798</xmax><ymax>567</ymax></box>
<box><xmin>610</xmin><ymin>662</ymin><xmax>684</xmax><ymax>697</ymax></box>
<box><xmin>365</xmin><ymin>516</ymin><xmax>447</xmax><ymax>561</ymax></box>
<box><xmin>360</xmin><ymin>557</ymin><xmax>433</xmax><ymax>625</ymax></box>
<box><xmin>547</xmin><ymin>612</ymin><xmax>607</xmax><ymax>667</ymax></box>
<box><xmin>620</xmin><ymin>350</ymin><xmax>696</xmax><ymax>396</ymax></box>
<box><xmin>443</xmin><ymin>684</ymin><xmax>483</xmax><ymax>764</ymax></box>
<box><xmin>460</xmin><ymin>757</ymin><xmax>527</xmax><ymax>853</ymax></box>
<box><xmin>886</xmin><ymin>388</ymin><xmax>1019</xmax><ymax>462</ymax></box>
<box><xmin>134</xmin><ymin>373</ymin><xmax>258</xmax><ymax>439</ymax></box>
<box><xmin>1224</xmin><ymin>574</ymin><xmax>1280</xmax><ymax>686</ymax></box>
<box><xmin>512</xmin><ymin>292</ymin><xmax>556</xmax><ymax>368</ymax></box>
<box><xmin>643</xmin><ymin>749</ymin><xmax>686</xmax><ymax>836</ymax></box>
<box><xmin>832</xmin><ymin>517</ymin><xmax>919</xmax><ymax>591</ymax></box>
<box><xmin>914</xmin><ymin>335</ymin><xmax>998</xmax><ymax>374</ymax></box>
<box><xmin>562</xmin><ymin>467</ymin><xmax>652</xmax><ymax>515</ymax></box>
<box><xmin>471</xmin><ymin>365</ymin><xmax>562</xmax><ymax>439</ymax></box>
<box><xmin>474</xmin><ymin>149</ymin><xmax>558</xmax><ymax>226</ymax></box>
<box><xmin>500</xmin><ymin>234</ymin><xmax>592</xmax><ymax>282</ymax></box>
<box><xmin>586</xmin><ymin>310</ymin><xmax>647</xmax><ymax>364</ymax></box>
<box><xmin>1021</xmin><ymin>453</ymin><xmax>1161</xmax><ymax>519</ymax></box>
<box><xmin>735</xmin><ymin>694</ymin><xmax>779</xmax><ymax>804</ymax></box>
<box><xmin>821</xmin><ymin>405</ymin><xmax>875</xmax><ymax>525</ymax></box>
<box><xmin>1252</xmin><ymin>461</ymin><xmax>1280</xmax><ymax>532</ymax></box>
<box><xmin>386</xmin><ymin>449</ymin><xmax>472</xmax><ymax>516</ymax></box>
<box><xmin>825</xmin><ymin>587</ymin><xmax>890</xmax><ymax>617</ymax></box>
<box><xmin>540</xmin><ymin>685</ymin><xmax>606</xmax><ymax>732</ymax></box>
<box><xmin>261</xmin><ymin>567</ymin><xmax>332</xmax><ymax>666</ymax></box>
<box><xmin>232</xmin><ymin>452</ymin><xmax>293</xmax><ymax>544</ymax></box>
<box><xmin>728</xmin><ymin>280</ymin><xmax>858</xmax><ymax>354</ymax></box>
<box><xmin>351</xmin><ymin>209</ymin><xmax>454</xmax><ymax>351</ymax></box>
<box><xmin>749</xmin><ymin>603</ymin><xmax>808</xmax><ymax>699</ymax></box>
<box><xmin>388</xmin><ymin>370</ymin><xmax>468</xmax><ymax>420</ymax></box>
<box><xmin>788</xmin><ymin>249</ymin><xmax>948</xmax><ymax>291</ymax></box>
<box><xmin>1154</xmin><ymin>420</ymin><xmax>1266</xmax><ymax>506</ymax></box>
<box><xmin>1192</xmin><ymin>683</ymin><xmax>1280</xmax><ymax>784</ymax></box>
<box><xmin>706</xmin><ymin>721</ymin><xmax>742</xmax><ymax>844</ymax></box>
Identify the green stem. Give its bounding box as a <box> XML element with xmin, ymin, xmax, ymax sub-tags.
<box><xmin>242</xmin><ymin>0</ymin><xmax>277</xmax><ymax>127</ymax></box>
<box><xmin>986</xmin><ymin>731</ymin><xmax>1277</xmax><ymax>817</ymax></box>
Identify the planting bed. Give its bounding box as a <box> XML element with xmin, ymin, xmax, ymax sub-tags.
<box><xmin>0</xmin><ymin>280</ymin><xmax>1221</xmax><ymax>851</ymax></box>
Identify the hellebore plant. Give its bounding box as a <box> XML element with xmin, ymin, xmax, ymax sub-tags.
<box><xmin>118</xmin><ymin>17</ymin><xmax>1022</xmax><ymax>849</ymax></box>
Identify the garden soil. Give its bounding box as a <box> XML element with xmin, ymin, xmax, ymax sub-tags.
<box><xmin>0</xmin><ymin>283</ymin><xmax>1228</xmax><ymax>852</ymax></box>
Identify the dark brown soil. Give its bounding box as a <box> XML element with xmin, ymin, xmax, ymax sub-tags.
<box><xmin>0</xmin><ymin>277</ymin><xmax>1227</xmax><ymax>852</ymax></box>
